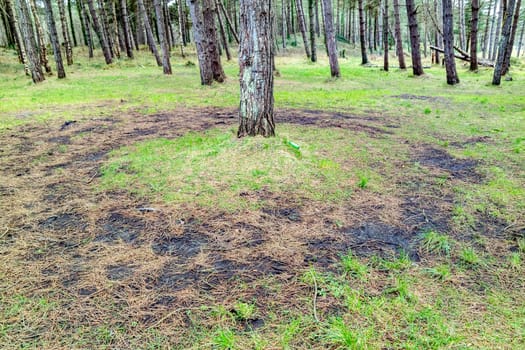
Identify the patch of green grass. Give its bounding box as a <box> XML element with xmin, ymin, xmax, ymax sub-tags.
<box><xmin>212</xmin><ymin>328</ymin><xmax>236</xmax><ymax>350</ymax></box>
<box><xmin>323</xmin><ymin>317</ymin><xmax>369</xmax><ymax>349</ymax></box>
<box><xmin>340</xmin><ymin>251</ymin><xmax>369</xmax><ymax>280</ymax></box>
<box><xmin>420</xmin><ymin>230</ymin><xmax>452</xmax><ymax>255</ymax></box>
<box><xmin>459</xmin><ymin>247</ymin><xmax>481</xmax><ymax>266</ymax></box>
<box><xmin>425</xmin><ymin>264</ymin><xmax>452</xmax><ymax>281</ymax></box>
<box><xmin>101</xmin><ymin>125</ymin><xmax>387</xmax><ymax>210</ymax></box>
<box><xmin>232</xmin><ymin>301</ymin><xmax>256</xmax><ymax>321</ymax></box>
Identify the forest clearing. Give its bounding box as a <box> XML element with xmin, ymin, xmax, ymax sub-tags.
<box><xmin>1</xmin><ymin>0</ymin><xmax>525</xmax><ymax>349</ymax></box>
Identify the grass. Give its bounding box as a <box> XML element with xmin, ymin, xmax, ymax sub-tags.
<box><xmin>1</xmin><ymin>47</ymin><xmax>524</xmax><ymax>349</ymax></box>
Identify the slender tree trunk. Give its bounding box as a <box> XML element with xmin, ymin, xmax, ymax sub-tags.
<box><xmin>67</xmin><ymin>0</ymin><xmax>78</xmax><ymax>47</ymax></box>
<box><xmin>15</xmin><ymin>0</ymin><xmax>44</xmax><ymax>82</ymax></box>
<box><xmin>58</xmin><ymin>0</ymin><xmax>73</xmax><ymax>65</ymax></box>
<box><xmin>216</xmin><ymin>0</ymin><xmax>231</xmax><ymax>60</ymax></box>
<box><xmin>393</xmin><ymin>0</ymin><xmax>406</xmax><ymax>68</ymax></box>
<box><xmin>517</xmin><ymin>14</ymin><xmax>525</xmax><ymax>56</ymax></box>
<box><xmin>296</xmin><ymin>0</ymin><xmax>311</xmax><ymax>58</ymax></box>
<box><xmin>405</xmin><ymin>0</ymin><xmax>424</xmax><ymax>75</ymax></box>
<box><xmin>6</xmin><ymin>0</ymin><xmax>26</xmax><ymax>68</ymax></box>
<box><xmin>501</xmin><ymin>0</ymin><xmax>521</xmax><ymax>74</ymax></box>
<box><xmin>29</xmin><ymin>0</ymin><xmax>52</xmax><ymax>74</ymax></box>
<box><xmin>98</xmin><ymin>0</ymin><xmax>116</xmax><ymax>58</ymax></box>
<box><xmin>491</xmin><ymin>0</ymin><xmax>504</xmax><ymax>60</ymax></box>
<box><xmin>443</xmin><ymin>0</ymin><xmax>459</xmax><ymax>84</ymax></box>
<box><xmin>308</xmin><ymin>0</ymin><xmax>317</xmax><ymax>62</ymax></box>
<box><xmin>217</xmin><ymin>0</ymin><xmax>239</xmax><ymax>43</ymax></box>
<box><xmin>119</xmin><ymin>0</ymin><xmax>134</xmax><ymax>58</ymax></box>
<box><xmin>178</xmin><ymin>0</ymin><xmax>187</xmax><ymax>46</ymax></box>
<box><xmin>482</xmin><ymin>0</ymin><xmax>492</xmax><ymax>58</ymax></box>
<box><xmin>43</xmin><ymin>0</ymin><xmax>66</xmax><ymax>78</ymax></box>
<box><xmin>154</xmin><ymin>0</ymin><xmax>171</xmax><ymax>74</ymax></box>
<box><xmin>321</xmin><ymin>0</ymin><xmax>340</xmax><ymax>77</ymax></box>
<box><xmin>458</xmin><ymin>0</ymin><xmax>466</xmax><ymax>49</ymax></box>
<box><xmin>87</xmin><ymin>0</ymin><xmax>113</xmax><ymax>64</ymax></box>
<box><xmin>493</xmin><ymin>0</ymin><xmax>516</xmax><ymax>84</ymax></box>
<box><xmin>79</xmin><ymin>0</ymin><xmax>94</xmax><ymax>58</ymax></box>
<box><xmin>137</xmin><ymin>0</ymin><xmax>162</xmax><ymax>65</ymax></box>
<box><xmin>358</xmin><ymin>0</ymin><xmax>368</xmax><ymax>64</ymax></box>
<box><xmin>383</xmin><ymin>0</ymin><xmax>389</xmax><ymax>71</ymax></box>
<box><xmin>238</xmin><ymin>0</ymin><xmax>275</xmax><ymax>138</ymax></box>
<box><xmin>281</xmin><ymin>0</ymin><xmax>287</xmax><ymax>48</ymax></box>
<box><xmin>470</xmin><ymin>0</ymin><xmax>479</xmax><ymax>71</ymax></box>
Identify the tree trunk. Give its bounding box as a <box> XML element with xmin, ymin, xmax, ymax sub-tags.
<box><xmin>308</xmin><ymin>0</ymin><xmax>317</xmax><ymax>62</ymax></box>
<box><xmin>469</xmin><ymin>0</ymin><xmax>479</xmax><ymax>71</ymax></box>
<box><xmin>68</xmin><ymin>0</ymin><xmax>78</xmax><ymax>47</ymax></box>
<box><xmin>137</xmin><ymin>0</ymin><xmax>161</xmax><ymax>65</ymax></box>
<box><xmin>29</xmin><ymin>0</ymin><xmax>52</xmax><ymax>74</ymax></box>
<box><xmin>393</xmin><ymin>0</ymin><xmax>406</xmax><ymax>68</ymax></box>
<box><xmin>482</xmin><ymin>0</ymin><xmax>492</xmax><ymax>59</ymax></box>
<box><xmin>15</xmin><ymin>0</ymin><xmax>44</xmax><ymax>82</ymax></box>
<box><xmin>98</xmin><ymin>0</ymin><xmax>116</xmax><ymax>58</ymax></box>
<box><xmin>87</xmin><ymin>0</ymin><xmax>113</xmax><ymax>64</ymax></box>
<box><xmin>217</xmin><ymin>0</ymin><xmax>239</xmax><ymax>43</ymax></box>
<box><xmin>79</xmin><ymin>0</ymin><xmax>94</xmax><ymax>58</ymax></box>
<box><xmin>58</xmin><ymin>0</ymin><xmax>74</xmax><ymax>65</ymax></box>
<box><xmin>405</xmin><ymin>0</ymin><xmax>424</xmax><ymax>75</ymax></box>
<box><xmin>501</xmin><ymin>0</ymin><xmax>521</xmax><ymax>75</ymax></box>
<box><xmin>238</xmin><ymin>0</ymin><xmax>275</xmax><ymax>138</ymax></box>
<box><xmin>358</xmin><ymin>0</ymin><xmax>368</xmax><ymax>64</ymax></box>
<box><xmin>216</xmin><ymin>0</ymin><xmax>231</xmax><ymax>61</ymax></box>
<box><xmin>493</xmin><ymin>0</ymin><xmax>516</xmax><ymax>84</ymax></box>
<box><xmin>458</xmin><ymin>0</ymin><xmax>466</xmax><ymax>49</ymax></box>
<box><xmin>188</xmin><ymin>0</ymin><xmax>226</xmax><ymax>85</ymax></box>
<box><xmin>443</xmin><ymin>0</ymin><xmax>459</xmax><ymax>84</ymax></box>
<box><xmin>296</xmin><ymin>0</ymin><xmax>311</xmax><ymax>58</ymax></box>
<box><xmin>321</xmin><ymin>0</ymin><xmax>340</xmax><ymax>77</ymax></box>
<box><xmin>119</xmin><ymin>0</ymin><xmax>134</xmax><ymax>58</ymax></box>
<box><xmin>517</xmin><ymin>14</ymin><xmax>525</xmax><ymax>56</ymax></box>
<box><xmin>383</xmin><ymin>0</ymin><xmax>389</xmax><ymax>71</ymax></box>
<box><xmin>43</xmin><ymin>0</ymin><xmax>66</xmax><ymax>78</ymax></box>
<box><xmin>281</xmin><ymin>0</ymin><xmax>287</xmax><ymax>48</ymax></box>
<box><xmin>154</xmin><ymin>0</ymin><xmax>172</xmax><ymax>74</ymax></box>
<box><xmin>491</xmin><ymin>0</ymin><xmax>504</xmax><ymax>61</ymax></box>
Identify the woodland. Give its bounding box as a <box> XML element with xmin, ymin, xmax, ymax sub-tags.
<box><xmin>0</xmin><ymin>0</ymin><xmax>524</xmax><ymax>349</ymax></box>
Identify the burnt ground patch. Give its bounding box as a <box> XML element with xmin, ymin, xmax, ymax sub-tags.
<box><xmin>39</xmin><ymin>213</ymin><xmax>88</xmax><ymax>232</ymax></box>
<box><xmin>95</xmin><ymin>212</ymin><xmax>146</xmax><ymax>244</ymax></box>
<box><xmin>415</xmin><ymin>147</ymin><xmax>481</xmax><ymax>180</ymax></box>
<box><xmin>151</xmin><ymin>231</ymin><xmax>209</xmax><ymax>259</ymax></box>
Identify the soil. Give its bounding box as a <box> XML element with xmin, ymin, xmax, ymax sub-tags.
<box><xmin>0</xmin><ymin>106</ymin><xmax>509</xmax><ymax>338</ymax></box>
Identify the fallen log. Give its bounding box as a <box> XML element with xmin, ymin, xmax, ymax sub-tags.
<box><xmin>429</xmin><ymin>46</ymin><xmax>495</xmax><ymax>67</ymax></box>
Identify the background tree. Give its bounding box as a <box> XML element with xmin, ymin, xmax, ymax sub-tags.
<box><xmin>493</xmin><ymin>0</ymin><xmax>517</xmax><ymax>84</ymax></box>
<box><xmin>15</xmin><ymin>0</ymin><xmax>44</xmax><ymax>82</ymax></box>
<box><xmin>443</xmin><ymin>0</ymin><xmax>459</xmax><ymax>84</ymax></box>
<box><xmin>154</xmin><ymin>0</ymin><xmax>172</xmax><ymax>74</ymax></box>
<box><xmin>321</xmin><ymin>0</ymin><xmax>340</xmax><ymax>77</ymax></box>
<box><xmin>43</xmin><ymin>0</ymin><xmax>66</xmax><ymax>78</ymax></box>
<box><xmin>469</xmin><ymin>0</ymin><xmax>479</xmax><ymax>71</ymax></box>
<box><xmin>393</xmin><ymin>0</ymin><xmax>406</xmax><ymax>68</ymax></box>
<box><xmin>238</xmin><ymin>0</ymin><xmax>275</xmax><ymax>137</ymax></box>
<box><xmin>406</xmin><ymin>0</ymin><xmax>424</xmax><ymax>75</ymax></box>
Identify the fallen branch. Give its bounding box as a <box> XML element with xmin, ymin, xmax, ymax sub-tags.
<box><xmin>430</xmin><ymin>46</ymin><xmax>495</xmax><ymax>67</ymax></box>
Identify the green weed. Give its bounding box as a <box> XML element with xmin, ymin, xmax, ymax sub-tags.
<box><xmin>420</xmin><ymin>231</ymin><xmax>452</xmax><ymax>255</ymax></box>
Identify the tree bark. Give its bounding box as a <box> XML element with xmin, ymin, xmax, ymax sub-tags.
<box><xmin>43</xmin><ymin>0</ymin><xmax>66</xmax><ymax>78</ymax></box>
<box><xmin>68</xmin><ymin>0</ymin><xmax>78</xmax><ymax>47</ymax></box>
<box><xmin>119</xmin><ymin>0</ymin><xmax>134</xmax><ymax>58</ymax></box>
<box><xmin>482</xmin><ymin>0</ymin><xmax>492</xmax><ymax>59</ymax></box>
<box><xmin>358</xmin><ymin>0</ymin><xmax>368</xmax><ymax>64</ymax></box>
<box><xmin>308</xmin><ymin>0</ymin><xmax>317</xmax><ymax>62</ymax></box>
<box><xmin>405</xmin><ymin>0</ymin><xmax>424</xmax><ymax>75</ymax></box>
<box><xmin>217</xmin><ymin>0</ymin><xmax>239</xmax><ymax>43</ymax></box>
<box><xmin>238</xmin><ymin>0</ymin><xmax>275</xmax><ymax>138</ymax></box>
<box><xmin>501</xmin><ymin>0</ymin><xmax>521</xmax><ymax>75</ymax></box>
<box><xmin>98</xmin><ymin>0</ymin><xmax>116</xmax><ymax>58</ymax></box>
<box><xmin>15</xmin><ymin>0</ymin><xmax>44</xmax><ymax>82</ymax></box>
<box><xmin>137</xmin><ymin>0</ymin><xmax>161</xmax><ymax>65</ymax></box>
<box><xmin>154</xmin><ymin>0</ymin><xmax>172</xmax><ymax>74</ymax></box>
<box><xmin>443</xmin><ymin>0</ymin><xmax>459</xmax><ymax>84</ymax></box>
<box><xmin>188</xmin><ymin>0</ymin><xmax>226</xmax><ymax>84</ymax></box>
<box><xmin>469</xmin><ymin>0</ymin><xmax>479</xmax><ymax>71</ymax></box>
<box><xmin>458</xmin><ymin>0</ymin><xmax>466</xmax><ymax>49</ymax></box>
<box><xmin>87</xmin><ymin>0</ymin><xmax>113</xmax><ymax>64</ymax></box>
<box><xmin>29</xmin><ymin>0</ymin><xmax>52</xmax><ymax>74</ymax></box>
<box><xmin>393</xmin><ymin>0</ymin><xmax>406</xmax><ymax>68</ymax></box>
<box><xmin>321</xmin><ymin>0</ymin><xmax>340</xmax><ymax>77</ymax></box>
<box><xmin>58</xmin><ymin>0</ymin><xmax>74</xmax><ymax>65</ymax></box>
<box><xmin>517</xmin><ymin>13</ymin><xmax>525</xmax><ymax>56</ymax></box>
<box><xmin>493</xmin><ymin>0</ymin><xmax>516</xmax><ymax>84</ymax></box>
<box><xmin>491</xmin><ymin>0</ymin><xmax>504</xmax><ymax>61</ymax></box>
<box><xmin>383</xmin><ymin>0</ymin><xmax>389</xmax><ymax>71</ymax></box>
<box><xmin>79</xmin><ymin>0</ymin><xmax>94</xmax><ymax>58</ymax></box>
<box><xmin>296</xmin><ymin>0</ymin><xmax>311</xmax><ymax>58</ymax></box>
<box><xmin>216</xmin><ymin>0</ymin><xmax>231</xmax><ymax>61</ymax></box>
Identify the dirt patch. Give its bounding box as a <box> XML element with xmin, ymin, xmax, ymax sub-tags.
<box><xmin>95</xmin><ymin>212</ymin><xmax>146</xmax><ymax>244</ymax></box>
<box><xmin>416</xmin><ymin>147</ymin><xmax>480</xmax><ymax>180</ymax></box>
<box><xmin>106</xmin><ymin>265</ymin><xmax>135</xmax><ymax>280</ymax></box>
<box><xmin>39</xmin><ymin>213</ymin><xmax>88</xmax><ymax>232</ymax></box>
<box><xmin>262</xmin><ymin>207</ymin><xmax>302</xmax><ymax>222</ymax></box>
<box><xmin>151</xmin><ymin>231</ymin><xmax>209</xmax><ymax>259</ymax></box>
<box><xmin>392</xmin><ymin>94</ymin><xmax>447</xmax><ymax>103</ymax></box>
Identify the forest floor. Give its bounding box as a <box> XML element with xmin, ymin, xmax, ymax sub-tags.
<box><xmin>1</xmin><ymin>48</ymin><xmax>524</xmax><ymax>349</ymax></box>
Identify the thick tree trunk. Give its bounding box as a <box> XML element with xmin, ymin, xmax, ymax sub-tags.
<box><xmin>321</xmin><ymin>0</ymin><xmax>340</xmax><ymax>77</ymax></box>
<box><xmin>501</xmin><ymin>0</ymin><xmax>521</xmax><ymax>75</ymax></box>
<box><xmin>469</xmin><ymin>0</ymin><xmax>479</xmax><ymax>71</ymax></box>
<box><xmin>308</xmin><ymin>0</ymin><xmax>317</xmax><ymax>62</ymax></box>
<box><xmin>137</xmin><ymin>0</ymin><xmax>162</xmax><ymax>65</ymax></box>
<box><xmin>358</xmin><ymin>0</ymin><xmax>368</xmax><ymax>64</ymax></box>
<box><xmin>43</xmin><ymin>0</ymin><xmax>66</xmax><ymax>78</ymax></box>
<box><xmin>393</xmin><ymin>0</ymin><xmax>406</xmax><ymax>68</ymax></box>
<box><xmin>493</xmin><ymin>0</ymin><xmax>516</xmax><ymax>84</ymax></box>
<box><xmin>29</xmin><ymin>0</ymin><xmax>52</xmax><ymax>74</ymax></box>
<box><xmin>87</xmin><ymin>0</ymin><xmax>113</xmax><ymax>64</ymax></box>
<box><xmin>443</xmin><ymin>0</ymin><xmax>459</xmax><ymax>84</ymax></box>
<box><xmin>383</xmin><ymin>0</ymin><xmax>389</xmax><ymax>71</ymax></box>
<box><xmin>238</xmin><ymin>0</ymin><xmax>275</xmax><ymax>138</ymax></box>
<box><xmin>15</xmin><ymin>0</ymin><xmax>44</xmax><ymax>82</ymax></box>
<box><xmin>296</xmin><ymin>0</ymin><xmax>311</xmax><ymax>58</ymax></box>
<box><xmin>120</xmin><ymin>0</ymin><xmax>134</xmax><ymax>58</ymax></box>
<box><xmin>188</xmin><ymin>0</ymin><xmax>226</xmax><ymax>85</ymax></box>
<box><xmin>68</xmin><ymin>0</ymin><xmax>78</xmax><ymax>47</ymax></box>
<box><xmin>154</xmin><ymin>0</ymin><xmax>172</xmax><ymax>74</ymax></box>
<box><xmin>405</xmin><ymin>0</ymin><xmax>424</xmax><ymax>75</ymax></box>
<box><xmin>58</xmin><ymin>0</ymin><xmax>74</xmax><ymax>65</ymax></box>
